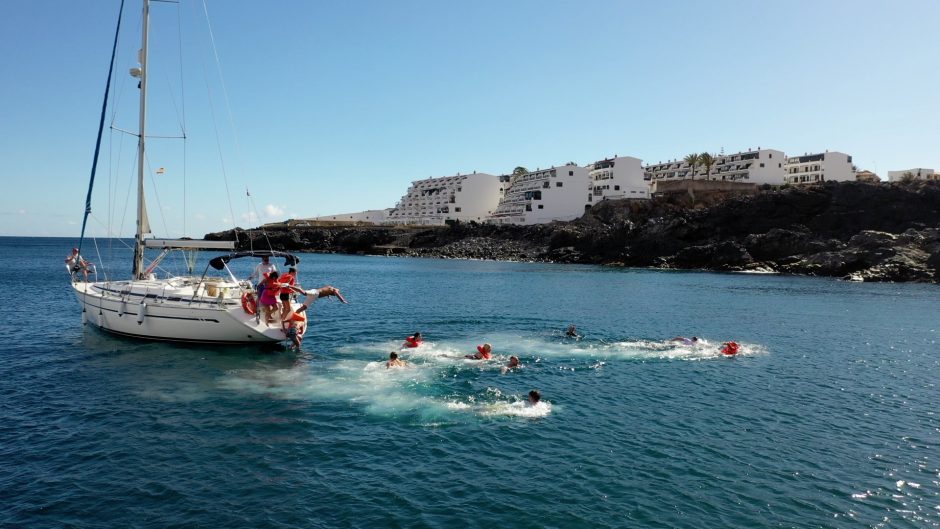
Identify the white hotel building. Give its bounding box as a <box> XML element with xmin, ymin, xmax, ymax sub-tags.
<box><xmin>384</xmin><ymin>172</ymin><xmax>506</xmax><ymax>225</ymax></box>
<box><xmin>645</xmin><ymin>149</ymin><xmax>787</xmax><ymax>185</ymax></box>
<box><xmin>489</xmin><ymin>164</ymin><xmax>589</xmax><ymax>225</ymax></box>
<box><xmin>587</xmin><ymin>156</ymin><xmax>649</xmax><ymax>204</ymax></box>
<box><xmin>784</xmin><ymin>152</ymin><xmax>855</xmax><ymax>185</ymax></box>
<box><xmin>887</xmin><ymin>168</ymin><xmax>936</xmax><ymax>182</ymax></box>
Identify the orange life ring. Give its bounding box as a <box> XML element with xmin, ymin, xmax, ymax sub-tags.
<box><xmin>241</xmin><ymin>292</ymin><xmax>257</xmax><ymax>315</ymax></box>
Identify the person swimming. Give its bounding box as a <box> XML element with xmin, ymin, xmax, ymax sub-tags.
<box><xmin>386</xmin><ymin>351</ymin><xmax>407</xmax><ymax>368</ymax></box>
<box><xmin>720</xmin><ymin>341</ymin><xmax>740</xmax><ymax>356</ymax></box>
<box><xmin>466</xmin><ymin>343</ymin><xmax>492</xmax><ymax>360</ymax></box>
<box><xmin>527</xmin><ymin>390</ymin><xmax>541</xmax><ymax>406</ymax></box>
<box><xmin>501</xmin><ymin>355</ymin><xmax>520</xmax><ymax>374</ymax></box>
<box><xmin>670</xmin><ymin>336</ymin><xmax>699</xmax><ymax>346</ymax></box>
<box><xmin>565</xmin><ymin>325</ymin><xmax>581</xmax><ymax>339</ymax></box>
<box><xmin>403</xmin><ymin>332</ymin><xmax>422</xmax><ymax>348</ymax></box>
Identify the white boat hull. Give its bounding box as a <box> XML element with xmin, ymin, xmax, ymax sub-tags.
<box><xmin>72</xmin><ymin>279</ymin><xmax>290</xmax><ymax>344</ymax></box>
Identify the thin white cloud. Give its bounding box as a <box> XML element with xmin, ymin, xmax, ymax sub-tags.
<box><xmin>264</xmin><ymin>204</ymin><xmax>285</xmax><ymax>218</ymax></box>
<box><xmin>17</xmin><ymin>209</ymin><xmax>27</xmax><ymax>215</ymax></box>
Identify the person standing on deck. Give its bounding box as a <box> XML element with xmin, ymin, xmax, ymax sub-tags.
<box><xmin>248</xmin><ymin>255</ymin><xmax>277</xmax><ymax>302</ymax></box>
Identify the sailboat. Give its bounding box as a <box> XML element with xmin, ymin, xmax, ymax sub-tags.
<box><xmin>71</xmin><ymin>0</ymin><xmax>337</xmax><ymax>344</ymax></box>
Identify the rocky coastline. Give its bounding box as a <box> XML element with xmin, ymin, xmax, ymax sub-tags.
<box><xmin>205</xmin><ymin>181</ymin><xmax>940</xmax><ymax>283</ymax></box>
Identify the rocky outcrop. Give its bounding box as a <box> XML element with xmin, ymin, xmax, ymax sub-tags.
<box><xmin>206</xmin><ymin>181</ymin><xmax>940</xmax><ymax>283</ymax></box>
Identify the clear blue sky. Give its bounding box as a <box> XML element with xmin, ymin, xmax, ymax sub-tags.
<box><xmin>2</xmin><ymin>0</ymin><xmax>938</xmax><ymax>237</ymax></box>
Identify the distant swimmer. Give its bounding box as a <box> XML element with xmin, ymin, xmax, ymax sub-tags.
<box><xmin>466</xmin><ymin>343</ymin><xmax>492</xmax><ymax>360</ymax></box>
<box><xmin>527</xmin><ymin>390</ymin><xmax>541</xmax><ymax>406</ymax></box>
<box><xmin>670</xmin><ymin>336</ymin><xmax>699</xmax><ymax>346</ymax></box>
<box><xmin>565</xmin><ymin>325</ymin><xmax>582</xmax><ymax>339</ymax></box>
<box><xmin>720</xmin><ymin>341</ymin><xmax>740</xmax><ymax>356</ymax></box>
<box><xmin>403</xmin><ymin>332</ymin><xmax>423</xmax><ymax>348</ymax></box>
<box><xmin>386</xmin><ymin>351</ymin><xmax>408</xmax><ymax>368</ymax></box>
<box><xmin>501</xmin><ymin>355</ymin><xmax>521</xmax><ymax>374</ymax></box>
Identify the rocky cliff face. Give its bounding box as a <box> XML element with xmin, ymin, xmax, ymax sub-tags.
<box><xmin>205</xmin><ymin>181</ymin><xmax>940</xmax><ymax>283</ymax></box>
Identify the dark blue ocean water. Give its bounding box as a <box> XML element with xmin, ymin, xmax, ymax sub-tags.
<box><xmin>1</xmin><ymin>236</ymin><xmax>938</xmax><ymax>528</ymax></box>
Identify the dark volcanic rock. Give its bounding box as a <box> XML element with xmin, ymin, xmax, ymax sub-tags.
<box><xmin>205</xmin><ymin>181</ymin><xmax>940</xmax><ymax>283</ymax></box>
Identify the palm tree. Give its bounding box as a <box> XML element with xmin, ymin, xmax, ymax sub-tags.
<box><xmin>510</xmin><ymin>166</ymin><xmax>528</xmax><ymax>186</ymax></box>
<box><xmin>683</xmin><ymin>153</ymin><xmax>700</xmax><ymax>180</ymax></box>
<box><xmin>699</xmin><ymin>153</ymin><xmax>715</xmax><ymax>180</ymax></box>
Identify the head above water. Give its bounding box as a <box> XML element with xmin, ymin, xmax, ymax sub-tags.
<box><xmin>288</xmin><ymin>267</ymin><xmax>297</xmax><ymax>274</ymax></box>
<box><xmin>261</xmin><ymin>255</ymin><xmax>269</xmax><ymax>263</ymax></box>
<box><xmin>528</xmin><ymin>390</ymin><xmax>541</xmax><ymax>403</ymax></box>
<box><xmin>414</xmin><ymin>332</ymin><xmax>421</xmax><ymax>339</ymax></box>
<box><xmin>692</xmin><ymin>336</ymin><xmax>698</xmax><ymax>342</ymax></box>
<box><xmin>480</xmin><ymin>343</ymin><xmax>492</xmax><ymax>353</ymax></box>
<box><xmin>509</xmin><ymin>356</ymin><xmax>520</xmax><ymax>366</ymax></box>
<box><xmin>389</xmin><ymin>352</ymin><xmax>398</xmax><ymax>360</ymax></box>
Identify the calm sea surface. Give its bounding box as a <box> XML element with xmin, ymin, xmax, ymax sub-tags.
<box><xmin>1</xmin><ymin>236</ymin><xmax>938</xmax><ymax>528</ymax></box>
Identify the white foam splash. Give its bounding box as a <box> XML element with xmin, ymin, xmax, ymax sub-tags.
<box><xmin>482</xmin><ymin>400</ymin><xmax>552</xmax><ymax>418</ymax></box>
<box><xmin>219</xmin><ymin>332</ymin><xmax>766</xmax><ymax>422</ymax></box>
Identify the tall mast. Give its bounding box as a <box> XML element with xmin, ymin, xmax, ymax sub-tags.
<box><xmin>132</xmin><ymin>0</ymin><xmax>151</xmax><ymax>279</ymax></box>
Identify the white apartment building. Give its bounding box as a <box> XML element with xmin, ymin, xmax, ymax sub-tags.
<box><xmin>385</xmin><ymin>172</ymin><xmax>505</xmax><ymax>225</ymax></box>
<box><xmin>587</xmin><ymin>156</ymin><xmax>649</xmax><ymax>204</ymax></box>
<box><xmin>645</xmin><ymin>148</ymin><xmax>786</xmax><ymax>185</ymax></box>
<box><xmin>489</xmin><ymin>164</ymin><xmax>589</xmax><ymax>225</ymax></box>
<box><xmin>784</xmin><ymin>152</ymin><xmax>855</xmax><ymax>185</ymax></box>
<box><xmin>887</xmin><ymin>168</ymin><xmax>937</xmax><ymax>182</ymax></box>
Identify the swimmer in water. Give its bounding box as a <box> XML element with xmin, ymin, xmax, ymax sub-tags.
<box><xmin>565</xmin><ymin>324</ymin><xmax>581</xmax><ymax>339</ymax></box>
<box><xmin>527</xmin><ymin>390</ymin><xmax>541</xmax><ymax>406</ymax></box>
<box><xmin>386</xmin><ymin>351</ymin><xmax>407</xmax><ymax>368</ymax></box>
<box><xmin>670</xmin><ymin>336</ymin><xmax>699</xmax><ymax>346</ymax></box>
<box><xmin>501</xmin><ymin>355</ymin><xmax>520</xmax><ymax>374</ymax></box>
<box><xmin>403</xmin><ymin>332</ymin><xmax>422</xmax><ymax>348</ymax></box>
<box><xmin>466</xmin><ymin>343</ymin><xmax>492</xmax><ymax>360</ymax></box>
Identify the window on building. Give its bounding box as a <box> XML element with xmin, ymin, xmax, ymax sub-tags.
<box><xmin>568</xmin><ymin>170</ymin><xmax>574</xmax><ymax>176</ymax></box>
<box><xmin>556</xmin><ymin>182</ymin><xmax>563</xmax><ymax>187</ymax></box>
<box><xmin>614</xmin><ymin>185</ymin><xmax>620</xmax><ymax>190</ymax></box>
<box><xmin>760</xmin><ymin>163</ymin><xmax>765</xmax><ymax>167</ymax></box>
<box><xmin>769</xmin><ymin>153</ymin><xmax>772</xmax><ymax>158</ymax></box>
<box><xmin>543</xmin><ymin>182</ymin><xmax>550</xmax><ymax>188</ymax></box>
<box><xmin>538</xmin><ymin>205</ymin><xmax>544</xmax><ymax>209</ymax></box>
<box><xmin>455</xmin><ymin>207</ymin><xmax>462</xmax><ymax>212</ymax></box>
<box><xmin>525</xmin><ymin>204</ymin><xmax>532</xmax><ymax>212</ymax></box>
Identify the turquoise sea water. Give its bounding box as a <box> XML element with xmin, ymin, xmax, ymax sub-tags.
<box><xmin>1</xmin><ymin>236</ymin><xmax>938</xmax><ymax>528</ymax></box>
